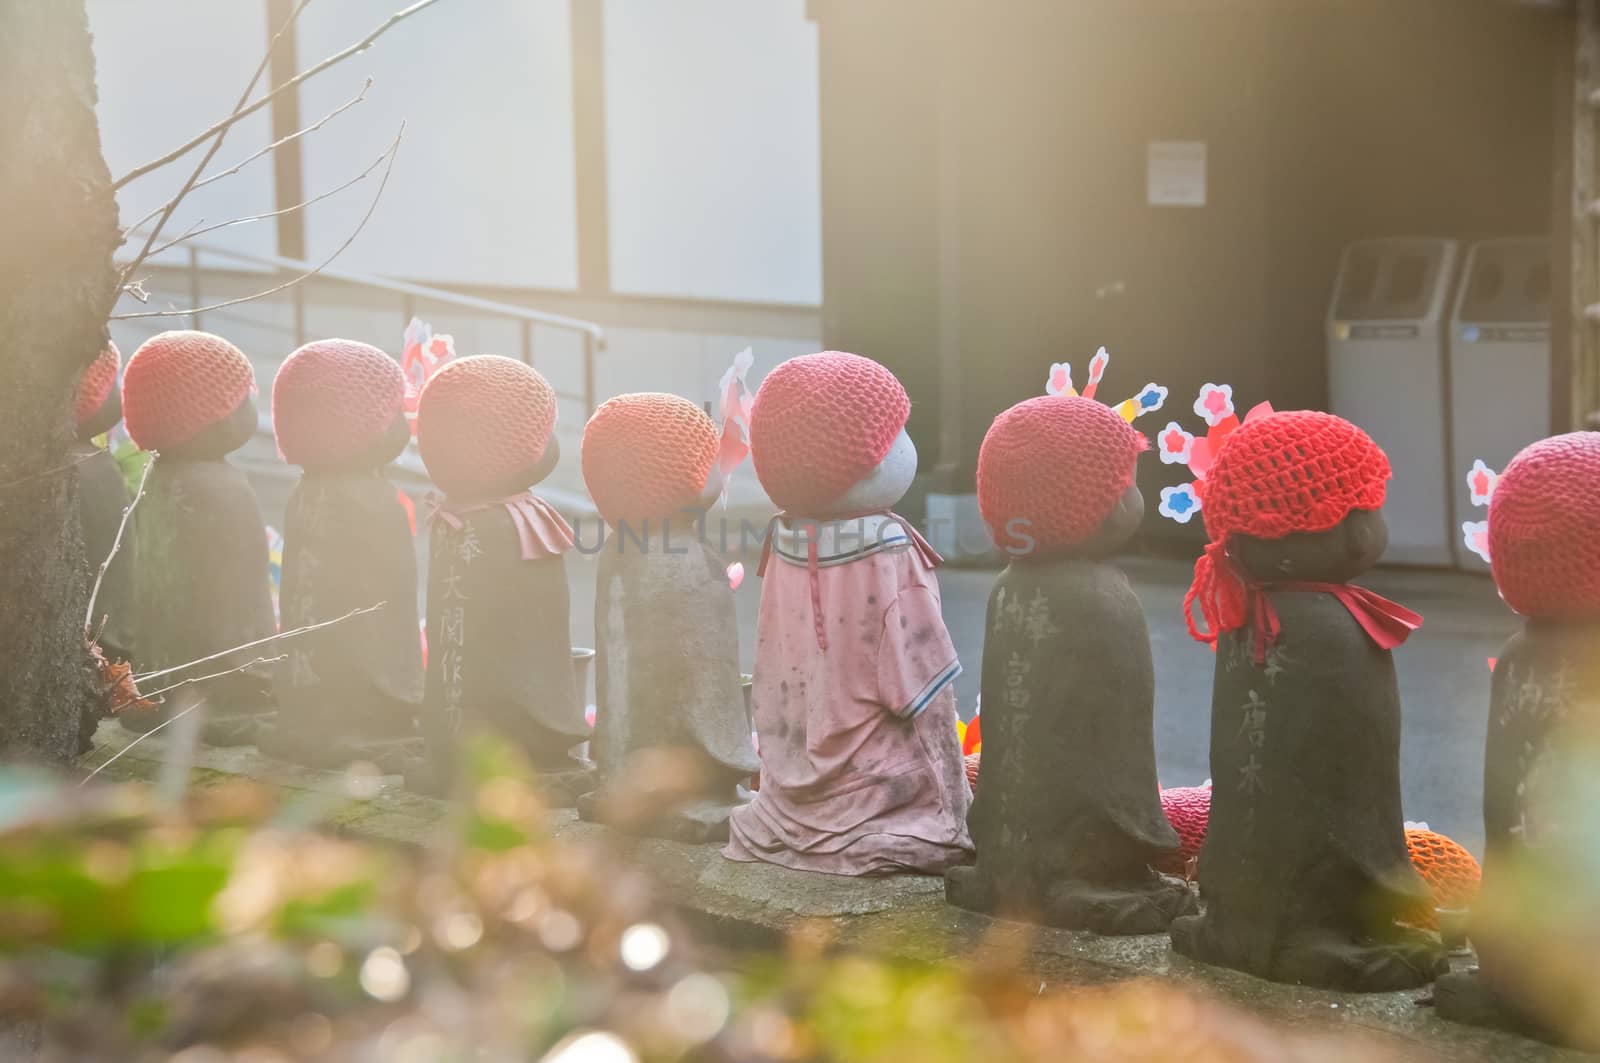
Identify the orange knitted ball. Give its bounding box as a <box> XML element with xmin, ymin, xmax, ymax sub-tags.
<box><xmin>581</xmin><ymin>393</ymin><xmax>718</xmax><ymax>527</ymax></box>
<box><xmin>977</xmin><ymin>396</ymin><xmax>1148</xmax><ymax>556</ymax></box>
<box><xmin>964</xmin><ymin>751</ymin><xmax>981</xmax><ymax>794</ymax></box>
<box><xmin>75</xmin><ymin>342</ymin><xmax>120</xmax><ymax>430</ymax></box>
<box><xmin>122</xmin><ymin>331</ymin><xmax>255</xmax><ymax>451</ymax></box>
<box><xmin>1403</xmin><ymin>828</ymin><xmax>1481</xmax><ymax>930</ymax></box>
<box><xmin>749</xmin><ymin>352</ymin><xmax>909</xmax><ymax>514</ymax></box>
<box><xmin>272</xmin><ymin>339</ymin><xmax>406</xmax><ymax>468</ymax></box>
<box><xmin>1199</xmin><ymin>410</ymin><xmax>1390</xmax><ymax>547</ymax></box>
<box><xmin>1156</xmin><ymin>784</ymin><xmax>1211</xmax><ymax>878</ymax></box>
<box><xmin>417</xmin><ymin>356</ymin><xmax>557</xmax><ymax>499</ymax></box>
<box><xmin>1487</xmin><ymin>432</ymin><xmax>1600</xmax><ymax>619</ymax></box>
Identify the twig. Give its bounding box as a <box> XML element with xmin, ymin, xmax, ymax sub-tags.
<box><xmin>116</xmin><ymin>0</ymin><xmax>315</xmax><ymax>290</ymax></box>
<box><xmin>133</xmin><ymin>602</ymin><xmax>387</xmax><ymax>684</ymax></box>
<box><xmin>112</xmin><ymin>0</ymin><xmax>443</xmax><ymax>191</ymax></box>
<box><xmin>141</xmin><ymin>137</ymin><xmax>396</xmax><ymax>260</ymax></box>
<box><xmin>79</xmin><ymin>699</ymin><xmax>207</xmax><ymax>787</ymax></box>
<box><xmin>139</xmin><ymin>655</ymin><xmax>287</xmax><ymax>703</ymax></box>
<box><xmin>117</xmin><ymin>77</ymin><xmax>371</xmax><ymax>245</ymax></box>
<box><xmin>0</xmin><ymin>450</ymin><xmax>100</xmax><ymax>493</ymax></box>
<box><xmin>112</xmin><ymin>123</ymin><xmax>405</xmax><ymax>321</ymax></box>
<box><xmin>83</xmin><ymin>452</ymin><xmax>157</xmax><ymax>635</ymax></box>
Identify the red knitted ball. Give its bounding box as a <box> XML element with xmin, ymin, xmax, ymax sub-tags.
<box><xmin>417</xmin><ymin>355</ymin><xmax>556</xmax><ymax>499</ymax></box>
<box><xmin>1200</xmin><ymin>410</ymin><xmax>1390</xmax><ymax>546</ymax></box>
<box><xmin>1487</xmin><ymin>432</ymin><xmax>1600</xmax><ymax>618</ymax></box>
<box><xmin>1156</xmin><ymin>784</ymin><xmax>1211</xmax><ymax>878</ymax></box>
<box><xmin>964</xmin><ymin>751</ymin><xmax>981</xmax><ymax>794</ymax></box>
<box><xmin>272</xmin><ymin>339</ymin><xmax>406</xmax><ymax>467</ymax></box>
<box><xmin>581</xmin><ymin>393</ymin><xmax>718</xmax><ymax>527</ymax></box>
<box><xmin>122</xmin><ymin>331</ymin><xmax>255</xmax><ymax>451</ymax></box>
<box><xmin>977</xmin><ymin>396</ymin><xmax>1148</xmax><ymax>556</ymax></box>
<box><xmin>749</xmin><ymin>352</ymin><xmax>910</xmax><ymax>514</ymax></box>
<box><xmin>75</xmin><ymin>342</ymin><xmax>120</xmax><ymax>429</ymax></box>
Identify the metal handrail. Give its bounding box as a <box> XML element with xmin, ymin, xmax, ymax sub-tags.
<box><xmin>116</xmin><ymin>236</ymin><xmax>605</xmax><ymax>415</ymax></box>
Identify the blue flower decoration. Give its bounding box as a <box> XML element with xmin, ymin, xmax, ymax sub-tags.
<box><xmin>1159</xmin><ymin>484</ymin><xmax>1202</xmax><ymax>524</ymax></box>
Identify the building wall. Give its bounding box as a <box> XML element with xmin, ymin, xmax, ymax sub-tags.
<box><xmin>91</xmin><ymin>0</ymin><xmax>822</xmax><ymax>304</ymax></box>
<box><xmin>816</xmin><ymin>0</ymin><xmax>1565</xmax><ymax>541</ymax></box>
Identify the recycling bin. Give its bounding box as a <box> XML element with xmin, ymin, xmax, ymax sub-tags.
<box><xmin>1448</xmin><ymin>237</ymin><xmax>1551</xmax><ymax>571</ymax></box>
<box><xmin>1327</xmin><ymin>238</ymin><xmax>1460</xmax><ymax>566</ymax></box>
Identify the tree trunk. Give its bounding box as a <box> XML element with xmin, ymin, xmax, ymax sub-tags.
<box><xmin>0</xmin><ymin>0</ymin><xmax>122</xmax><ymax>763</ymax></box>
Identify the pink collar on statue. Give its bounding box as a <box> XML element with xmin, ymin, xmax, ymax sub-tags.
<box><xmin>755</xmin><ymin>510</ymin><xmax>942</xmax><ymax>651</ymax></box>
<box><xmin>427</xmin><ymin>490</ymin><xmax>574</xmax><ymax>560</ymax></box>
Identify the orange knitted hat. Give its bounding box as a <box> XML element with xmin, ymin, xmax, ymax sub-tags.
<box><xmin>272</xmin><ymin>339</ymin><xmax>406</xmax><ymax>468</ymax></box>
<box><xmin>1185</xmin><ymin>411</ymin><xmax>1390</xmax><ymax>644</ymax></box>
<box><xmin>122</xmin><ymin>331</ymin><xmax>255</xmax><ymax>451</ymax></box>
<box><xmin>977</xmin><ymin>395</ymin><xmax>1148</xmax><ymax>556</ymax></box>
<box><xmin>749</xmin><ymin>352</ymin><xmax>910</xmax><ymax>514</ymax></box>
<box><xmin>1403</xmin><ymin>827</ymin><xmax>1482</xmax><ymax>930</ymax></box>
<box><xmin>75</xmin><ymin>342</ymin><xmax>120</xmax><ymax>430</ymax></box>
<box><xmin>581</xmin><ymin>393</ymin><xmax>718</xmax><ymax>527</ymax></box>
<box><xmin>1487</xmin><ymin>432</ymin><xmax>1600</xmax><ymax>618</ymax></box>
<box><xmin>416</xmin><ymin>355</ymin><xmax>557</xmax><ymax>499</ymax></box>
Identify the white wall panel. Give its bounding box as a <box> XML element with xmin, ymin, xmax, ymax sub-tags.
<box><xmin>90</xmin><ymin>0</ymin><xmax>277</xmax><ymax>262</ymax></box>
<box><xmin>298</xmin><ymin>0</ymin><xmax>580</xmax><ymax>289</ymax></box>
<box><xmin>603</xmin><ymin>0</ymin><xmax>821</xmax><ymax>305</ymax></box>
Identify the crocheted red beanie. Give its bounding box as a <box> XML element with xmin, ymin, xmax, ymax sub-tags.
<box><xmin>977</xmin><ymin>395</ymin><xmax>1147</xmax><ymax>556</ymax></box>
<box><xmin>75</xmin><ymin>342</ymin><xmax>120</xmax><ymax>430</ymax></box>
<box><xmin>749</xmin><ymin>352</ymin><xmax>909</xmax><ymax>514</ymax></box>
<box><xmin>1185</xmin><ymin>411</ymin><xmax>1390</xmax><ymax>644</ymax></box>
<box><xmin>581</xmin><ymin>393</ymin><xmax>718</xmax><ymax>527</ymax></box>
<box><xmin>1488</xmin><ymin>432</ymin><xmax>1600</xmax><ymax>618</ymax></box>
<box><xmin>122</xmin><ymin>330</ymin><xmax>255</xmax><ymax>450</ymax></box>
<box><xmin>416</xmin><ymin>355</ymin><xmax>556</xmax><ymax>499</ymax></box>
<box><xmin>1156</xmin><ymin>784</ymin><xmax>1211</xmax><ymax>877</ymax></box>
<box><xmin>272</xmin><ymin>339</ymin><xmax>406</xmax><ymax>467</ymax></box>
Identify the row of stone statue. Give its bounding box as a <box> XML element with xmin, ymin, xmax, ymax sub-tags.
<box><xmin>73</xmin><ymin>332</ymin><xmax>1598</xmax><ymax>1048</ymax></box>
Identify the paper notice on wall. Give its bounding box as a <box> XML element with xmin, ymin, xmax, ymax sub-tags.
<box><xmin>1147</xmin><ymin>141</ymin><xmax>1207</xmax><ymax>207</ymax></box>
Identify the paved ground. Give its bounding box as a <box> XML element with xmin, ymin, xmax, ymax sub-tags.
<box><xmin>250</xmin><ymin>468</ymin><xmax>1512</xmax><ymax>855</ymax></box>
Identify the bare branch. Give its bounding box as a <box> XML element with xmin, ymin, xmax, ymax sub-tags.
<box><xmin>113</xmin><ymin>123</ymin><xmax>405</xmax><ymax>322</ymax></box>
<box><xmin>112</xmin><ymin>0</ymin><xmax>443</xmax><ymax>191</ymax></box>
<box><xmin>0</xmin><ymin>449</ymin><xmax>101</xmax><ymax>493</ymax></box>
<box><xmin>115</xmin><ymin>0</ymin><xmax>315</xmax><ymax>289</ymax></box>
<box><xmin>80</xmin><ymin>698</ymin><xmax>207</xmax><ymax>788</ymax></box>
<box><xmin>83</xmin><ymin>452</ymin><xmax>157</xmax><ymax>636</ymax></box>
<box><xmin>139</xmin><ymin>655</ymin><xmax>288</xmax><ymax>703</ymax></box>
<box><xmin>133</xmin><ymin>602</ymin><xmax>388</xmax><ymax>685</ymax></box>
<box><xmin>142</xmin><ymin>136</ymin><xmax>395</xmax><ymax>260</ymax></box>
<box><xmin>117</xmin><ymin>77</ymin><xmax>372</xmax><ymax>245</ymax></box>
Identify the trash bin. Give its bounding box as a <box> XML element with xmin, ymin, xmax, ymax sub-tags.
<box><xmin>1448</xmin><ymin>237</ymin><xmax>1552</xmax><ymax>571</ymax></box>
<box><xmin>1327</xmin><ymin>238</ymin><xmax>1460</xmax><ymax>566</ymax></box>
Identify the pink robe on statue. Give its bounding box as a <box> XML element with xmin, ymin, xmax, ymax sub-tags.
<box><xmin>725</xmin><ymin>514</ymin><xmax>974</xmax><ymax>876</ymax></box>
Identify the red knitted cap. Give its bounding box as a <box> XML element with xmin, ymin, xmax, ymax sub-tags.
<box><xmin>749</xmin><ymin>352</ymin><xmax>910</xmax><ymax>514</ymax></box>
<box><xmin>1157</xmin><ymin>784</ymin><xmax>1211</xmax><ymax>877</ymax></box>
<box><xmin>1185</xmin><ymin>411</ymin><xmax>1390</xmax><ymax>644</ymax></box>
<box><xmin>416</xmin><ymin>355</ymin><xmax>556</xmax><ymax>498</ymax></box>
<box><xmin>1488</xmin><ymin>432</ymin><xmax>1600</xmax><ymax>618</ymax></box>
<box><xmin>122</xmin><ymin>330</ymin><xmax>255</xmax><ymax>450</ymax></box>
<box><xmin>977</xmin><ymin>395</ymin><xmax>1147</xmax><ymax>555</ymax></box>
<box><xmin>272</xmin><ymin>339</ymin><xmax>406</xmax><ymax>467</ymax></box>
<box><xmin>75</xmin><ymin>342</ymin><xmax>120</xmax><ymax>429</ymax></box>
<box><xmin>581</xmin><ymin>393</ymin><xmax>718</xmax><ymax>527</ymax></box>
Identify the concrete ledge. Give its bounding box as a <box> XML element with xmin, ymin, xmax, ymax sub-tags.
<box><xmin>77</xmin><ymin>726</ymin><xmax>1595</xmax><ymax>1062</ymax></box>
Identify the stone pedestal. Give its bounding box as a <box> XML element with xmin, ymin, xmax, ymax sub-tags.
<box><xmin>1169</xmin><ymin>588</ymin><xmax>1446</xmax><ymax>990</ymax></box>
<box><xmin>578</xmin><ymin>532</ymin><xmax>758</xmax><ymax>843</ymax></box>
<box><xmin>945</xmin><ymin>558</ymin><xmax>1194</xmax><ymax>934</ymax></box>
<box><xmin>258</xmin><ymin>471</ymin><xmax>422</xmax><ymax>771</ymax></box>
<box><xmin>126</xmin><ymin>457</ymin><xmax>276</xmax><ymax>744</ymax></box>
<box><xmin>416</xmin><ymin>503</ymin><xmax>592</xmax><ymax>801</ymax></box>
